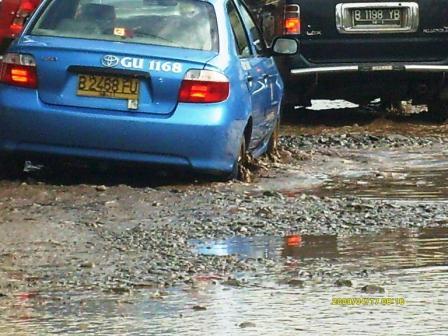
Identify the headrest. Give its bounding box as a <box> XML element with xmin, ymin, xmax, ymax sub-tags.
<box><xmin>79</xmin><ymin>3</ymin><xmax>115</xmax><ymax>21</ymax></box>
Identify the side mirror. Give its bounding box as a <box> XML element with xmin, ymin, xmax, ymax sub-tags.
<box><xmin>272</xmin><ymin>37</ymin><xmax>298</xmax><ymax>55</ymax></box>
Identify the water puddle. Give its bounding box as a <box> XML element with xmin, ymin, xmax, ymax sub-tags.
<box><xmin>255</xmin><ymin>146</ymin><xmax>448</xmax><ymax>202</ymax></box>
<box><xmin>193</xmin><ymin>234</ymin><xmax>338</xmax><ymax>260</ymax></box>
<box><xmin>320</xmin><ymin>149</ymin><xmax>448</xmax><ymax>201</ymax></box>
<box><xmin>2</xmin><ymin>228</ymin><xmax>448</xmax><ymax>335</ymax></box>
<box><xmin>193</xmin><ymin>227</ymin><xmax>448</xmax><ymax>271</ymax></box>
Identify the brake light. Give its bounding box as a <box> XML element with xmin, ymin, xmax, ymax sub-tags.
<box><xmin>10</xmin><ymin>1</ymin><xmax>36</xmax><ymax>35</ymax></box>
<box><xmin>179</xmin><ymin>69</ymin><xmax>229</xmax><ymax>103</ymax></box>
<box><xmin>0</xmin><ymin>53</ymin><xmax>37</xmax><ymax>88</ymax></box>
<box><xmin>284</xmin><ymin>5</ymin><xmax>301</xmax><ymax>34</ymax></box>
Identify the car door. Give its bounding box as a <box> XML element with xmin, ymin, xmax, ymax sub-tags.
<box><xmin>226</xmin><ymin>0</ymin><xmax>269</xmax><ymax>150</ymax></box>
<box><xmin>233</xmin><ymin>0</ymin><xmax>280</xmax><ymax>146</ymax></box>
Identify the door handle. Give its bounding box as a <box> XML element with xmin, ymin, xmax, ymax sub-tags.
<box><xmin>262</xmin><ymin>74</ymin><xmax>269</xmax><ymax>84</ymax></box>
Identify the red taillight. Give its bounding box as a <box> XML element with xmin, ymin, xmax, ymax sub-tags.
<box><xmin>179</xmin><ymin>70</ymin><xmax>229</xmax><ymax>103</ymax></box>
<box><xmin>284</xmin><ymin>17</ymin><xmax>300</xmax><ymax>34</ymax></box>
<box><xmin>284</xmin><ymin>5</ymin><xmax>301</xmax><ymax>35</ymax></box>
<box><xmin>0</xmin><ymin>53</ymin><xmax>37</xmax><ymax>88</ymax></box>
<box><xmin>10</xmin><ymin>1</ymin><xmax>36</xmax><ymax>35</ymax></box>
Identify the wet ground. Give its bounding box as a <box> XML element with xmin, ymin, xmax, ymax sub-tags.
<box><xmin>1</xmin><ymin>101</ymin><xmax>448</xmax><ymax>335</ymax></box>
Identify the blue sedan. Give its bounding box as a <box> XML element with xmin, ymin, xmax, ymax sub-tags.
<box><xmin>0</xmin><ymin>0</ymin><xmax>296</xmax><ymax>179</ymax></box>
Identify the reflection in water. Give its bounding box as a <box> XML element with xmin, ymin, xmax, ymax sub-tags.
<box><xmin>1</xmin><ymin>228</ymin><xmax>448</xmax><ymax>335</ymax></box>
<box><xmin>193</xmin><ymin>228</ymin><xmax>448</xmax><ymax>270</ymax></box>
<box><xmin>193</xmin><ymin>234</ymin><xmax>339</xmax><ymax>260</ymax></box>
<box><xmin>282</xmin><ymin>235</ymin><xmax>338</xmax><ymax>259</ymax></box>
<box><xmin>254</xmin><ymin>147</ymin><xmax>448</xmax><ymax>202</ymax></box>
<box><xmin>321</xmin><ymin>149</ymin><xmax>448</xmax><ymax>201</ymax></box>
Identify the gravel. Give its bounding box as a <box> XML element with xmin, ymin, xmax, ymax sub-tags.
<box><xmin>1</xmin><ymin>128</ymin><xmax>448</xmax><ymax>293</ymax></box>
<box><xmin>280</xmin><ymin>133</ymin><xmax>447</xmax><ymax>150</ymax></box>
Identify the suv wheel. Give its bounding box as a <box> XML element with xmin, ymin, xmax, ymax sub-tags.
<box><xmin>426</xmin><ymin>100</ymin><xmax>448</xmax><ymax>123</ymax></box>
<box><xmin>280</xmin><ymin>103</ymin><xmax>296</xmax><ymax>119</ymax></box>
<box><xmin>0</xmin><ymin>157</ymin><xmax>25</xmax><ymax>179</ymax></box>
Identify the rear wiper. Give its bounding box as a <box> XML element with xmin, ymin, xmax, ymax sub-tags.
<box><xmin>132</xmin><ymin>28</ymin><xmax>179</xmax><ymax>46</ymax></box>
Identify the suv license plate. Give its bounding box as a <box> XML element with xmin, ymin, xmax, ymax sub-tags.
<box><xmin>352</xmin><ymin>8</ymin><xmax>402</xmax><ymax>27</ymax></box>
<box><xmin>77</xmin><ymin>74</ymin><xmax>140</xmax><ymax>100</ymax></box>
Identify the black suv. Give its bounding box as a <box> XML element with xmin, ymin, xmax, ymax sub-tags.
<box><xmin>247</xmin><ymin>0</ymin><xmax>448</xmax><ymax>119</ymax></box>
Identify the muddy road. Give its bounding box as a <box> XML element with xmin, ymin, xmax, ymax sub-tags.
<box><xmin>1</xmin><ymin>101</ymin><xmax>448</xmax><ymax>335</ymax></box>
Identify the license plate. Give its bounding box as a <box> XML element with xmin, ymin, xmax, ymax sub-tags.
<box><xmin>351</xmin><ymin>8</ymin><xmax>402</xmax><ymax>27</ymax></box>
<box><xmin>77</xmin><ymin>74</ymin><xmax>140</xmax><ymax>100</ymax></box>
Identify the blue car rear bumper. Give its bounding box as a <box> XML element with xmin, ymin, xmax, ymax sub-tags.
<box><xmin>0</xmin><ymin>86</ymin><xmax>245</xmax><ymax>174</ymax></box>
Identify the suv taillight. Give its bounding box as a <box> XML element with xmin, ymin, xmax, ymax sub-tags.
<box><xmin>284</xmin><ymin>5</ymin><xmax>301</xmax><ymax>35</ymax></box>
<box><xmin>0</xmin><ymin>53</ymin><xmax>37</xmax><ymax>88</ymax></box>
<box><xmin>10</xmin><ymin>1</ymin><xmax>36</xmax><ymax>35</ymax></box>
<box><xmin>179</xmin><ymin>69</ymin><xmax>229</xmax><ymax>103</ymax></box>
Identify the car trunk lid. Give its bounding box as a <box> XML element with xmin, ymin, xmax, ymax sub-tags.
<box><xmin>19</xmin><ymin>36</ymin><xmax>216</xmax><ymax>115</ymax></box>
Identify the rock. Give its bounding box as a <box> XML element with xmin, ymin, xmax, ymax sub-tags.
<box><xmin>96</xmin><ymin>185</ymin><xmax>107</xmax><ymax>192</ymax></box>
<box><xmin>239</xmin><ymin>322</ymin><xmax>256</xmax><ymax>328</ymax></box>
<box><xmin>192</xmin><ymin>305</ymin><xmax>207</xmax><ymax>311</ymax></box>
<box><xmin>132</xmin><ymin>282</ymin><xmax>156</xmax><ymax>289</ymax></box>
<box><xmin>361</xmin><ymin>285</ymin><xmax>385</xmax><ymax>294</ymax></box>
<box><xmin>150</xmin><ymin>290</ymin><xmax>166</xmax><ymax>299</ymax></box>
<box><xmin>262</xmin><ymin>190</ymin><xmax>278</xmax><ymax>197</ymax></box>
<box><xmin>335</xmin><ymin>279</ymin><xmax>352</xmax><ymax>287</ymax></box>
<box><xmin>287</xmin><ymin>279</ymin><xmax>304</xmax><ymax>287</ymax></box>
<box><xmin>79</xmin><ymin>262</ymin><xmax>95</xmax><ymax>269</ymax></box>
<box><xmin>278</xmin><ymin>149</ymin><xmax>293</xmax><ymax>161</ymax></box>
<box><xmin>256</xmin><ymin>207</ymin><xmax>273</xmax><ymax>217</ymax></box>
<box><xmin>107</xmin><ymin>287</ymin><xmax>131</xmax><ymax>294</ymax></box>
<box><xmin>238</xmin><ymin>226</ymin><xmax>248</xmax><ymax>234</ymax></box>
<box><xmin>222</xmin><ymin>279</ymin><xmax>242</xmax><ymax>287</ymax></box>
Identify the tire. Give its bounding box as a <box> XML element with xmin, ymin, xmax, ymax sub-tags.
<box><xmin>0</xmin><ymin>156</ymin><xmax>25</xmax><ymax>179</ymax></box>
<box><xmin>266</xmin><ymin>118</ymin><xmax>280</xmax><ymax>157</ymax></box>
<box><xmin>426</xmin><ymin>100</ymin><xmax>448</xmax><ymax>123</ymax></box>
<box><xmin>216</xmin><ymin>136</ymin><xmax>248</xmax><ymax>182</ymax></box>
<box><xmin>380</xmin><ymin>99</ymin><xmax>402</xmax><ymax>115</ymax></box>
<box><xmin>233</xmin><ymin>135</ymin><xmax>248</xmax><ymax>180</ymax></box>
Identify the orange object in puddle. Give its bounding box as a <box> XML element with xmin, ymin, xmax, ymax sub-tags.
<box><xmin>286</xmin><ymin>234</ymin><xmax>302</xmax><ymax>247</ymax></box>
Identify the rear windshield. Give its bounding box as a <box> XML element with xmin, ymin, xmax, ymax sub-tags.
<box><xmin>30</xmin><ymin>0</ymin><xmax>218</xmax><ymax>51</ymax></box>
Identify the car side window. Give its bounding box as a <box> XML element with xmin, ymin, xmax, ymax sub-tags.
<box><xmin>226</xmin><ymin>0</ymin><xmax>251</xmax><ymax>57</ymax></box>
<box><xmin>235</xmin><ymin>1</ymin><xmax>266</xmax><ymax>55</ymax></box>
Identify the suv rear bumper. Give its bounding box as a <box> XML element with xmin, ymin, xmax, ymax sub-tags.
<box><xmin>277</xmin><ymin>61</ymin><xmax>448</xmax><ymax>104</ymax></box>
<box><xmin>290</xmin><ymin>64</ymin><xmax>448</xmax><ymax>75</ymax></box>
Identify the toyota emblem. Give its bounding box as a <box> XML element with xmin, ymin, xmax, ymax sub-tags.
<box><xmin>101</xmin><ymin>55</ymin><xmax>119</xmax><ymax>67</ymax></box>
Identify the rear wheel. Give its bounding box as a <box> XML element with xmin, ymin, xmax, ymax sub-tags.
<box><xmin>380</xmin><ymin>98</ymin><xmax>403</xmax><ymax>116</ymax></box>
<box><xmin>267</xmin><ymin>118</ymin><xmax>280</xmax><ymax>158</ymax></box>
<box><xmin>216</xmin><ymin>136</ymin><xmax>248</xmax><ymax>182</ymax></box>
<box><xmin>233</xmin><ymin>136</ymin><xmax>249</xmax><ymax>180</ymax></box>
<box><xmin>0</xmin><ymin>156</ymin><xmax>25</xmax><ymax>179</ymax></box>
<box><xmin>426</xmin><ymin>99</ymin><xmax>448</xmax><ymax>123</ymax></box>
